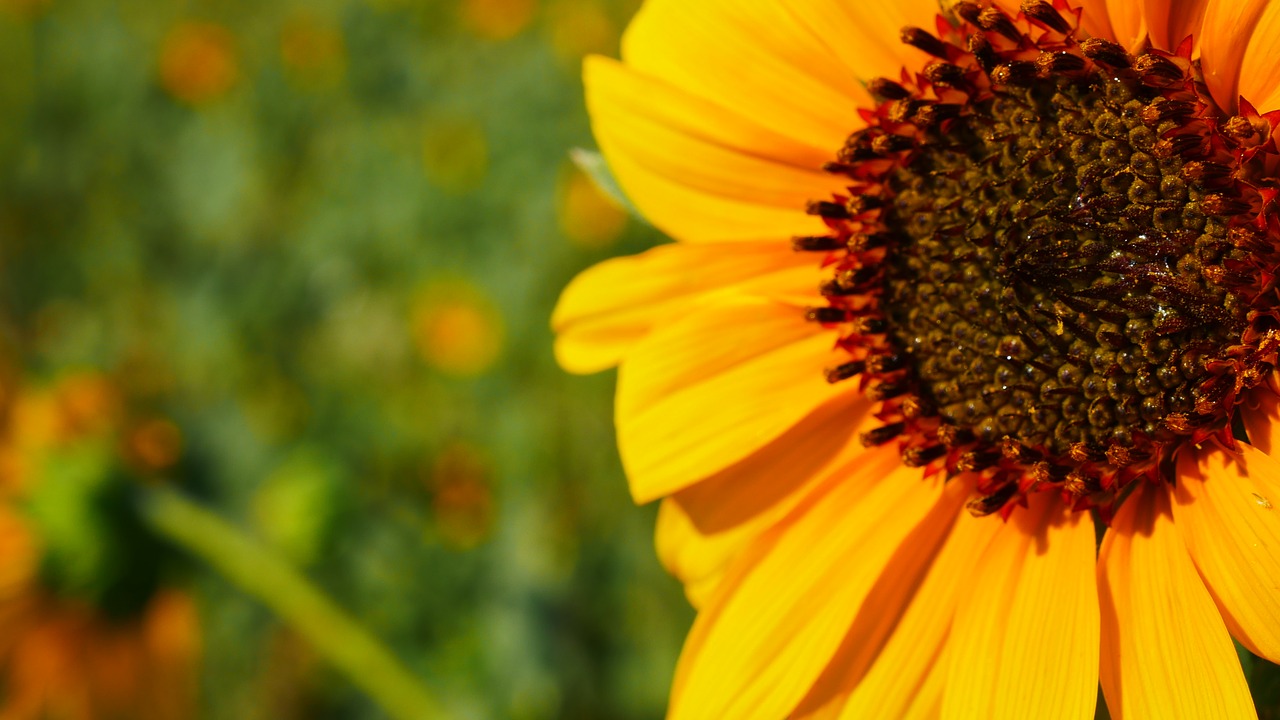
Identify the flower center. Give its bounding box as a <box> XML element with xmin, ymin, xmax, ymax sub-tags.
<box><xmin>800</xmin><ymin>1</ymin><xmax>1280</xmax><ymax>516</ymax></box>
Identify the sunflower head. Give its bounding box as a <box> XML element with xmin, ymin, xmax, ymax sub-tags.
<box><xmin>800</xmin><ymin>0</ymin><xmax>1280</xmax><ymax>517</ymax></box>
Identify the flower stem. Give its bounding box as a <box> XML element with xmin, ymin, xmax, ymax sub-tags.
<box><xmin>138</xmin><ymin>486</ymin><xmax>442</xmax><ymax>720</ymax></box>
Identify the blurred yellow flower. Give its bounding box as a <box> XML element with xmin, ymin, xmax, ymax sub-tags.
<box><xmin>458</xmin><ymin>0</ymin><xmax>536</xmax><ymax>41</ymax></box>
<box><xmin>422</xmin><ymin>118</ymin><xmax>489</xmax><ymax>194</ymax></box>
<box><xmin>412</xmin><ymin>280</ymin><xmax>504</xmax><ymax>377</ymax></box>
<box><xmin>159</xmin><ymin>21</ymin><xmax>238</xmax><ymax>106</ymax></box>
<box><xmin>557</xmin><ymin>163</ymin><xmax>626</xmax><ymax>249</ymax></box>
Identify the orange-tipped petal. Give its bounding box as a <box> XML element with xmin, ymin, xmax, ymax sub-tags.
<box><xmin>585</xmin><ymin>56</ymin><xmax>847</xmax><ymax>243</ymax></box>
<box><xmin>1144</xmin><ymin>0</ymin><xmax>1210</xmax><ymax>53</ymax></box>
<box><xmin>1200</xmin><ymin>0</ymin><xmax>1275</xmax><ymax>114</ymax></box>
<box><xmin>616</xmin><ymin>297</ymin><xmax>851</xmax><ymax>502</ymax></box>
<box><xmin>1242</xmin><ymin>378</ymin><xmax>1280</xmax><ymax>458</ymax></box>
<box><xmin>668</xmin><ymin>464</ymin><xmax>967</xmax><ymax>720</ymax></box>
<box><xmin>941</xmin><ymin>494</ymin><xmax>1099</xmax><ymax>720</ymax></box>
<box><xmin>1105</xmin><ymin>0</ymin><xmax>1149</xmax><ymax>51</ymax></box>
<box><xmin>1073</xmin><ymin>0</ymin><xmax>1119</xmax><ymax>43</ymax></box>
<box><xmin>1098</xmin><ymin>482</ymin><xmax>1257</xmax><ymax>720</ymax></box>
<box><xmin>789</xmin><ymin>498</ymin><xmax>1002</xmax><ymax>719</ymax></box>
<box><xmin>1175</xmin><ymin>444</ymin><xmax>1280</xmax><ymax>662</ymax></box>
<box><xmin>551</xmin><ymin>240</ymin><xmax>821</xmax><ymax>374</ymax></box>
<box><xmin>789</xmin><ymin>475</ymin><xmax>976</xmax><ymax>717</ymax></box>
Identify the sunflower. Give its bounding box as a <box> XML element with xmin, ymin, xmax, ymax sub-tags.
<box><xmin>553</xmin><ymin>0</ymin><xmax>1280</xmax><ymax>717</ymax></box>
<box><xmin>0</xmin><ymin>374</ymin><xmax>198</xmax><ymax>720</ymax></box>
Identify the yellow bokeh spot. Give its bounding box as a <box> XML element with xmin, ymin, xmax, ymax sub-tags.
<box><xmin>411</xmin><ymin>281</ymin><xmax>504</xmax><ymax>377</ymax></box>
<box><xmin>422</xmin><ymin>118</ymin><xmax>488</xmax><ymax>194</ymax></box>
<box><xmin>280</xmin><ymin>12</ymin><xmax>346</xmax><ymax>90</ymax></box>
<box><xmin>127</xmin><ymin>418</ymin><xmax>183</xmax><ymax>471</ymax></box>
<box><xmin>557</xmin><ymin>163</ymin><xmax>627</xmax><ymax>249</ymax></box>
<box><xmin>159</xmin><ymin>21</ymin><xmax>238</xmax><ymax>106</ymax></box>
<box><xmin>544</xmin><ymin>0</ymin><xmax>616</xmax><ymax>63</ymax></box>
<box><xmin>459</xmin><ymin>0</ymin><xmax>536</xmax><ymax>41</ymax></box>
<box><xmin>428</xmin><ymin>442</ymin><xmax>494</xmax><ymax>549</ymax></box>
<box><xmin>11</xmin><ymin>392</ymin><xmax>63</xmax><ymax>453</ymax></box>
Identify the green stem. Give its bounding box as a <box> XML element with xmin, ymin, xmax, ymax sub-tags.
<box><xmin>139</xmin><ymin>486</ymin><xmax>442</xmax><ymax>720</ymax></box>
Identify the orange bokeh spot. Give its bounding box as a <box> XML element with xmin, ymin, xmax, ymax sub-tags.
<box><xmin>159</xmin><ymin>22</ymin><xmax>238</xmax><ymax>106</ymax></box>
<box><xmin>459</xmin><ymin>0</ymin><xmax>536</xmax><ymax>41</ymax></box>
<box><xmin>428</xmin><ymin>442</ymin><xmax>494</xmax><ymax>549</ymax></box>
<box><xmin>411</xmin><ymin>282</ymin><xmax>504</xmax><ymax>377</ymax></box>
<box><xmin>0</xmin><ymin>0</ymin><xmax>48</xmax><ymax>19</ymax></box>
<box><xmin>54</xmin><ymin>372</ymin><xmax>120</xmax><ymax>442</ymax></box>
<box><xmin>127</xmin><ymin>418</ymin><xmax>183</xmax><ymax>471</ymax></box>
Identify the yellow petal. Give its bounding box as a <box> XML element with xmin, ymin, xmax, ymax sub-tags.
<box><xmin>616</xmin><ymin>297</ymin><xmax>850</xmax><ymax>502</ymax></box>
<box><xmin>656</xmin><ymin>393</ymin><xmax>875</xmax><ymax>608</ymax></box>
<box><xmin>1241</xmin><ymin>379</ymin><xmax>1280</xmax><ymax>458</ymax></box>
<box><xmin>1175</xmin><ymin>444</ymin><xmax>1280</xmax><ymax>662</ymax></box>
<box><xmin>942</xmin><ymin>494</ymin><xmax>1099</xmax><ymax>720</ymax></box>
<box><xmin>668</xmin><ymin>462</ymin><xmax>966</xmax><ymax>720</ymax></box>
<box><xmin>1105</xmin><ymin>0</ymin><xmax>1149</xmax><ymax>52</ymax></box>
<box><xmin>1073</xmin><ymin>0</ymin><xmax>1119</xmax><ymax>44</ymax></box>
<box><xmin>1144</xmin><ymin>0</ymin><xmax>1210</xmax><ymax>52</ymax></box>
<box><xmin>790</xmin><ymin>493</ymin><xmax>1002</xmax><ymax>719</ymax></box>
<box><xmin>1098</xmin><ymin>483</ymin><xmax>1257</xmax><ymax>720</ymax></box>
<box><xmin>585</xmin><ymin>56</ymin><xmax>850</xmax><ymax>243</ymax></box>
<box><xmin>600</xmin><ymin>145</ymin><xmax>832</xmax><ymax>243</ymax></box>
<box><xmin>551</xmin><ymin>240</ymin><xmax>821</xmax><ymax>374</ymax></box>
<box><xmin>790</xmin><ymin>475</ymin><xmax>973</xmax><ymax>717</ymax></box>
<box><xmin>1200</xmin><ymin>0</ymin><xmax>1277</xmax><ymax>113</ymax></box>
<box><xmin>620</xmin><ymin>0</ymin><xmax>939</xmax><ymax>156</ymax></box>
<box><xmin>586</xmin><ymin>53</ymin><xmax>844</xmax><ymax>242</ymax></box>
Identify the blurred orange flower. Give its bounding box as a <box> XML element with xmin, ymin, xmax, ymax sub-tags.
<box><xmin>428</xmin><ymin>441</ymin><xmax>495</xmax><ymax>549</ymax></box>
<box><xmin>159</xmin><ymin>21</ymin><xmax>238</xmax><ymax>106</ymax></box>
<box><xmin>412</xmin><ymin>280</ymin><xmax>504</xmax><ymax>377</ymax></box>
<box><xmin>458</xmin><ymin>0</ymin><xmax>536</xmax><ymax>41</ymax></box>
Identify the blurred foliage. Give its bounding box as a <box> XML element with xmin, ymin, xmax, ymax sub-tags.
<box><xmin>0</xmin><ymin>0</ymin><xmax>690</xmax><ymax>717</ymax></box>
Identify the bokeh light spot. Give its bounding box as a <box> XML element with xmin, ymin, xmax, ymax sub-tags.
<box><xmin>428</xmin><ymin>441</ymin><xmax>494</xmax><ymax>549</ymax></box>
<box><xmin>127</xmin><ymin>418</ymin><xmax>182</xmax><ymax>472</ymax></box>
<box><xmin>411</xmin><ymin>280</ymin><xmax>504</xmax><ymax>377</ymax></box>
<box><xmin>159</xmin><ymin>21</ymin><xmax>238</xmax><ymax>106</ymax></box>
<box><xmin>459</xmin><ymin>0</ymin><xmax>536</xmax><ymax>41</ymax></box>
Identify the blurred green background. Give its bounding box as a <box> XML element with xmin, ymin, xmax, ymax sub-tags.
<box><xmin>0</xmin><ymin>0</ymin><xmax>693</xmax><ymax>717</ymax></box>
